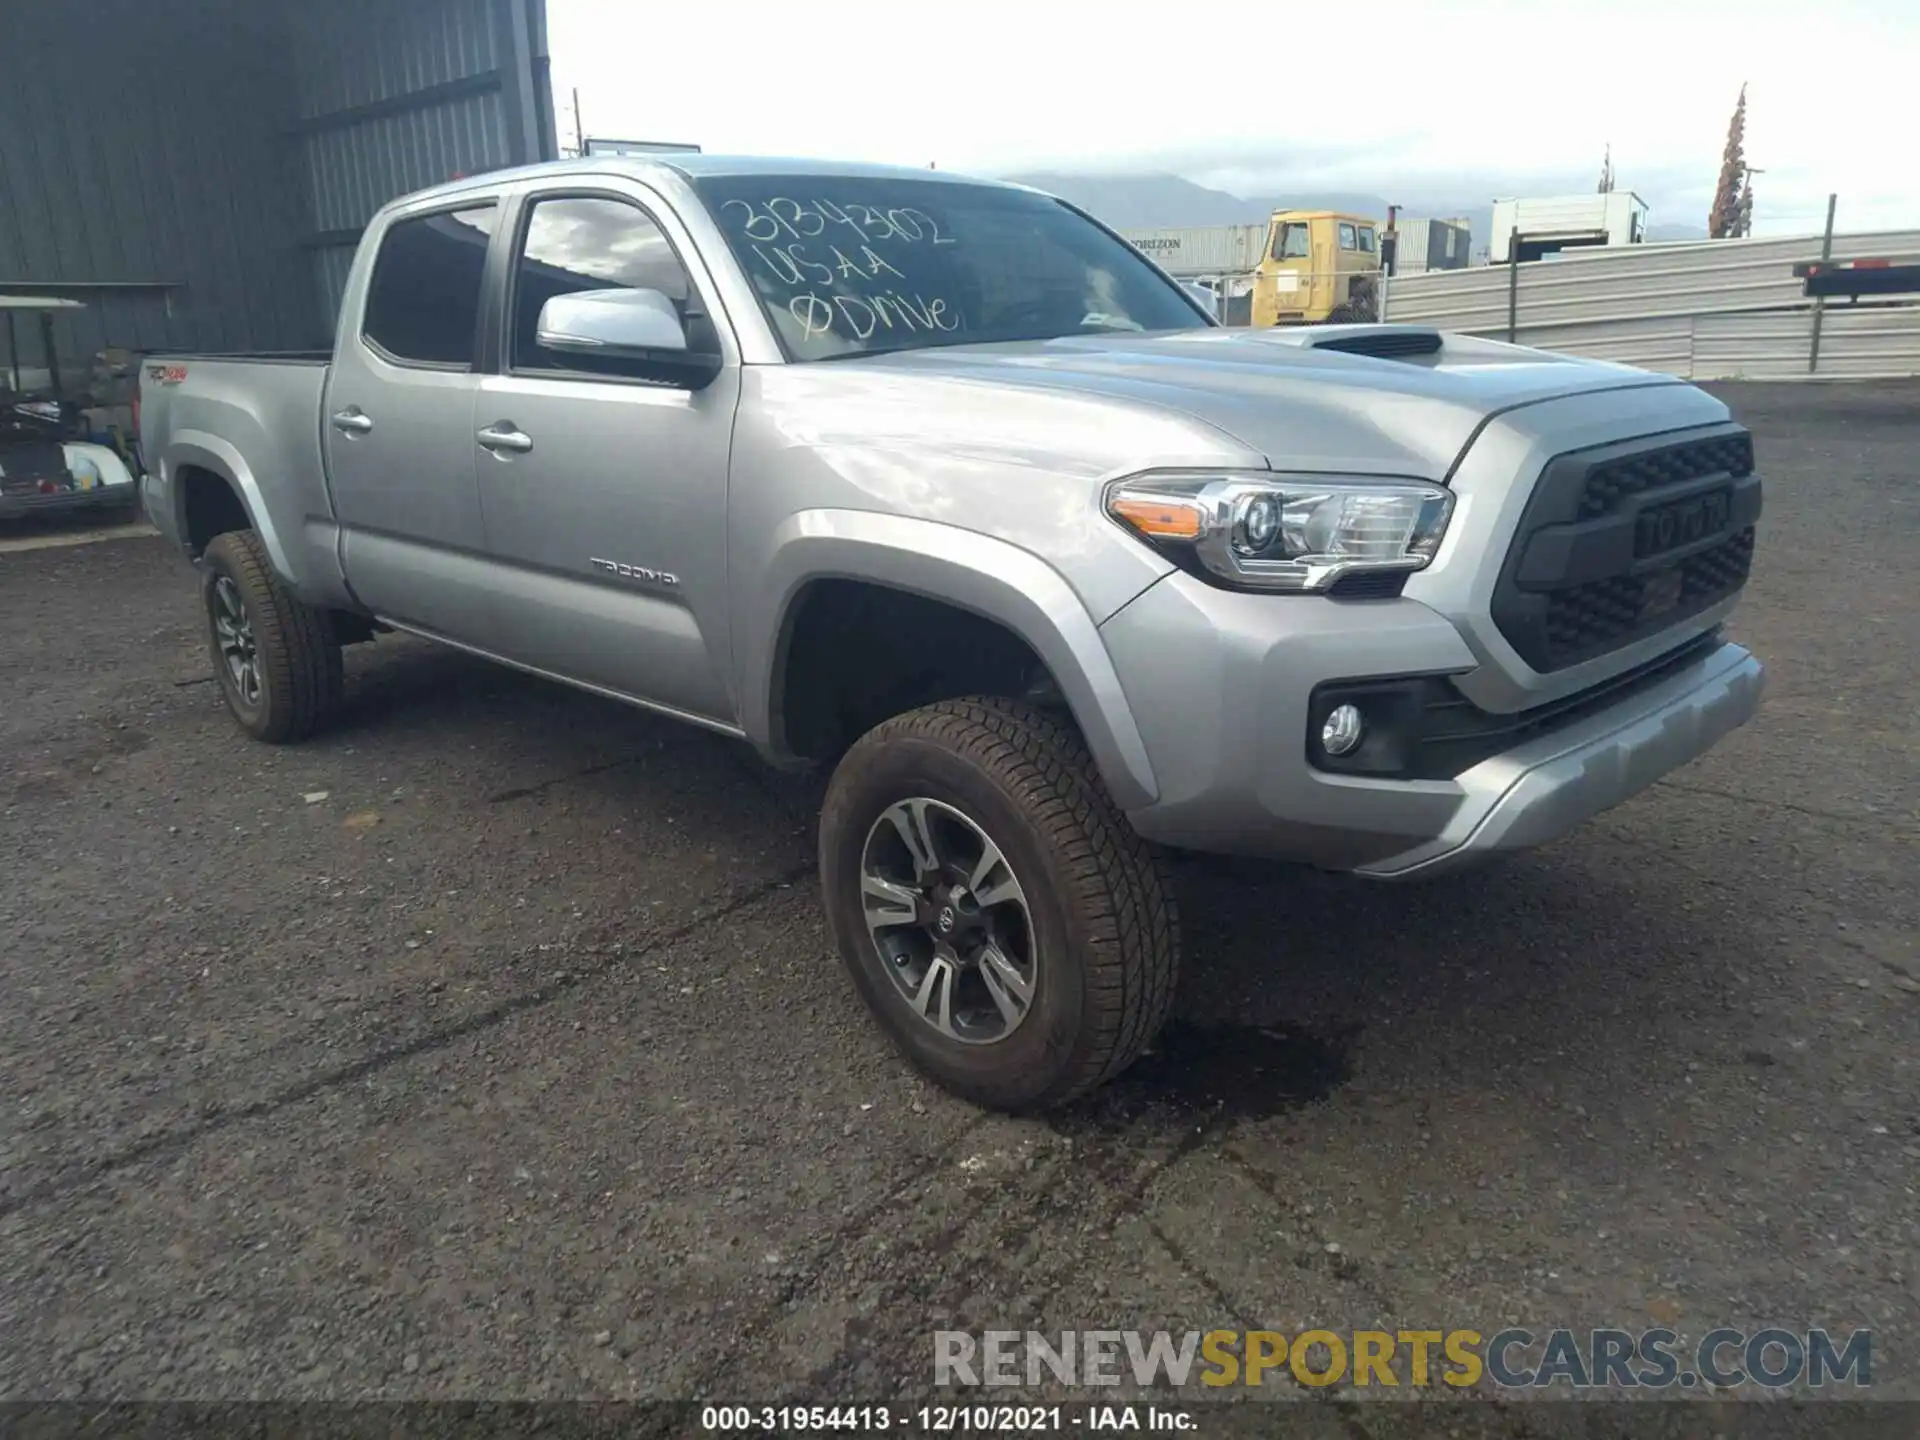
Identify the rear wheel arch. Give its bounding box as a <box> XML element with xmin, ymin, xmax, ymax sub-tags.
<box><xmin>161</xmin><ymin>432</ymin><xmax>298</xmax><ymax>586</ymax></box>
<box><xmin>177</xmin><ymin>463</ymin><xmax>253</xmax><ymax>555</ymax></box>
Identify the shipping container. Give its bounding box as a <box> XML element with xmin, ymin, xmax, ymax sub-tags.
<box><xmin>1393</xmin><ymin>218</ymin><xmax>1473</xmax><ymax>274</ymax></box>
<box><xmin>1490</xmin><ymin>194</ymin><xmax>1648</xmax><ymax>263</ymax></box>
<box><xmin>0</xmin><ymin>0</ymin><xmax>556</xmax><ymax>390</ymax></box>
<box><xmin>1118</xmin><ymin>224</ymin><xmax>1270</xmax><ymax>279</ymax></box>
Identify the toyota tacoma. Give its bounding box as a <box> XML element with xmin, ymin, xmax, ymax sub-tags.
<box><xmin>139</xmin><ymin>156</ymin><xmax>1765</xmax><ymax>1109</ymax></box>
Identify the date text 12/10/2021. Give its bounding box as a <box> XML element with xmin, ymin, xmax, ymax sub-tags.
<box><xmin>701</xmin><ymin>1405</ymin><xmax>1195</xmax><ymax>1432</ymax></box>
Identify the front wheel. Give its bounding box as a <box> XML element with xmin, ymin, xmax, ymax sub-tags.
<box><xmin>820</xmin><ymin>697</ymin><xmax>1180</xmax><ymax>1111</ymax></box>
<box><xmin>201</xmin><ymin>528</ymin><xmax>343</xmax><ymax>743</ymax></box>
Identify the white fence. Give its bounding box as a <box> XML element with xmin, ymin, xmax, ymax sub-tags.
<box><xmin>1380</xmin><ymin>228</ymin><xmax>1920</xmax><ymax>380</ymax></box>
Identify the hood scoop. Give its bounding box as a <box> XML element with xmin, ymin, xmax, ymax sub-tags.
<box><xmin>1299</xmin><ymin>326</ymin><xmax>1445</xmax><ymax>361</ymax></box>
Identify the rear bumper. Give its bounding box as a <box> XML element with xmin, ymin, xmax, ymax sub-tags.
<box><xmin>1354</xmin><ymin>638</ymin><xmax>1763</xmax><ymax>877</ymax></box>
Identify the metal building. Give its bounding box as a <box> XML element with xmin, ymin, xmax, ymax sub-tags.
<box><xmin>0</xmin><ymin>0</ymin><xmax>556</xmax><ymax>385</ymax></box>
<box><xmin>1391</xmin><ymin>218</ymin><xmax>1473</xmax><ymax>275</ymax></box>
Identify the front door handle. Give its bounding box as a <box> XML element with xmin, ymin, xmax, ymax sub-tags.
<box><xmin>330</xmin><ymin>407</ymin><xmax>373</xmax><ymax>436</ymax></box>
<box><xmin>477</xmin><ymin>423</ymin><xmax>533</xmax><ymax>455</ymax></box>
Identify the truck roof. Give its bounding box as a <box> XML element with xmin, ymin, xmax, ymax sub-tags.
<box><xmin>393</xmin><ymin>155</ymin><xmax>1024</xmax><ymax>210</ymax></box>
<box><xmin>1270</xmin><ymin>210</ymin><xmax>1380</xmax><ymax>224</ymax></box>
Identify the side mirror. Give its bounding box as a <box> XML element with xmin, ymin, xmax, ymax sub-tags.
<box><xmin>536</xmin><ymin>287</ymin><xmax>690</xmax><ymax>357</ymax></box>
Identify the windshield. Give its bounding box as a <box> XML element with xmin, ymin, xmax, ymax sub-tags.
<box><xmin>690</xmin><ymin>175</ymin><xmax>1207</xmax><ymax>361</ymax></box>
<box><xmin>1272</xmin><ymin>223</ymin><xmax>1310</xmax><ymax>260</ymax></box>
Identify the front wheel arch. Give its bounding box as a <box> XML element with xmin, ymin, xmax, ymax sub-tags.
<box><xmin>743</xmin><ymin>514</ymin><xmax>1165</xmax><ymax>811</ymax></box>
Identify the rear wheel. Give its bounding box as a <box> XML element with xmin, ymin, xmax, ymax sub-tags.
<box><xmin>820</xmin><ymin>697</ymin><xmax>1180</xmax><ymax>1110</ymax></box>
<box><xmin>201</xmin><ymin>528</ymin><xmax>342</xmax><ymax>743</ymax></box>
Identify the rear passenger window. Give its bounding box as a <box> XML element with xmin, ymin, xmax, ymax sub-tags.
<box><xmin>510</xmin><ymin>195</ymin><xmax>713</xmax><ymax>378</ymax></box>
<box><xmin>361</xmin><ymin>204</ymin><xmax>497</xmax><ymax>367</ymax></box>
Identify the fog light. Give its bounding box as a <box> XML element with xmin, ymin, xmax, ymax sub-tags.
<box><xmin>1321</xmin><ymin>703</ymin><xmax>1365</xmax><ymax>756</ymax></box>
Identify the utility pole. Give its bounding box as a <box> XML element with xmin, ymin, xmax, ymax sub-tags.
<box><xmin>1808</xmin><ymin>192</ymin><xmax>1838</xmax><ymax>375</ymax></box>
<box><xmin>571</xmin><ymin>87</ymin><xmax>585</xmax><ymax>157</ymax></box>
<box><xmin>1736</xmin><ymin>166</ymin><xmax>1763</xmax><ymax>238</ymax></box>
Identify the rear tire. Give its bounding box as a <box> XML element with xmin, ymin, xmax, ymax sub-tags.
<box><xmin>820</xmin><ymin>697</ymin><xmax>1180</xmax><ymax>1111</ymax></box>
<box><xmin>201</xmin><ymin>528</ymin><xmax>343</xmax><ymax>743</ymax></box>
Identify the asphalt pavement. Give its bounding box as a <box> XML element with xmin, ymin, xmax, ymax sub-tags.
<box><xmin>0</xmin><ymin>382</ymin><xmax>1915</xmax><ymax>1430</ymax></box>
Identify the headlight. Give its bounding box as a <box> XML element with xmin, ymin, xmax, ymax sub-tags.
<box><xmin>1105</xmin><ymin>470</ymin><xmax>1454</xmax><ymax>593</ymax></box>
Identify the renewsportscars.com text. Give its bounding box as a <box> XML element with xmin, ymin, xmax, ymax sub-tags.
<box><xmin>935</xmin><ymin>1327</ymin><xmax>1872</xmax><ymax>1390</ymax></box>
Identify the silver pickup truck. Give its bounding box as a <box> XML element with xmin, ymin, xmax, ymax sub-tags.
<box><xmin>140</xmin><ymin>155</ymin><xmax>1764</xmax><ymax>1110</ymax></box>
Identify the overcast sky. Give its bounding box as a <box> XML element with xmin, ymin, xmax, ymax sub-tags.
<box><xmin>548</xmin><ymin>0</ymin><xmax>1915</xmax><ymax>236</ymax></box>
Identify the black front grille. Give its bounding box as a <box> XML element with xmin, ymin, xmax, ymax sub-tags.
<box><xmin>1578</xmin><ymin>432</ymin><xmax>1753</xmax><ymax>517</ymax></box>
<box><xmin>1543</xmin><ymin>529</ymin><xmax>1755</xmax><ymax>659</ymax></box>
<box><xmin>1492</xmin><ymin>424</ymin><xmax>1762</xmax><ymax>672</ymax></box>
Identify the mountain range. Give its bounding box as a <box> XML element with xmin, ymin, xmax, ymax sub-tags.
<box><xmin>1000</xmin><ymin>171</ymin><xmax>1706</xmax><ymax>259</ymax></box>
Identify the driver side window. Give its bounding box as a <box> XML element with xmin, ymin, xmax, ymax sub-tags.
<box><xmin>509</xmin><ymin>195</ymin><xmax>714</xmax><ymax>379</ymax></box>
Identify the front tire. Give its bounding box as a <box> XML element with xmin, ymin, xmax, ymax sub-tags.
<box><xmin>201</xmin><ymin>528</ymin><xmax>343</xmax><ymax>743</ymax></box>
<box><xmin>820</xmin><ymin>697</ymin><xmax>1179</xmax><ymax>1111</ymax></box>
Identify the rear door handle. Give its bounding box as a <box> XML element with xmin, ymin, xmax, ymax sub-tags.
<box><xmin>477</xmin><ymin>423</ymin><xmax>533</xmax><ymax>455</ymax></box>
<box><xmin>330</xmin><ymin>407</ymin><xmax>373</xmax><ymax>436</ymax></box>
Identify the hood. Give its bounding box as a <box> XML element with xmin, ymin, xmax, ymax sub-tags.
<box><xmin>853</xmin><ymin>326</ymin><xmax>1688</xmax><ymax>479</ymax></box>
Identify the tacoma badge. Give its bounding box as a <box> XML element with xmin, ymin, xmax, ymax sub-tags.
<box><xmin>590</xmin><ymin>558</ymin><xmax>678</xmax><ymax>587</ymax></box>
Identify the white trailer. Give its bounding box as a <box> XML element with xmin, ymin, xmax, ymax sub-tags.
<box><xmin>1119</xmin><ymin>224</ymin><xmax>1270</xmax><ymax>280</ymax></box>
<box><xmin>1490</xmin><ymin>193</ymin><xmax>1648</xmax><ymax>263</ymax></box>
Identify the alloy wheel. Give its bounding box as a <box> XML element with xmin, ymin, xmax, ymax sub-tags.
<box><xmin>211</xmin><ymin>574</ymin><xmax>262</xmax><ymax>708</ymax></box>
<box><xmin>859</xmin><ymin>797</ymin><xmax>1038</xmax><ymax>1044</ymax></box>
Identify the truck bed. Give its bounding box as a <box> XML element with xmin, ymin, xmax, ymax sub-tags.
<box><xmin>138</xmin><ymin>352</ymin><xmax>342</xmax><ymax>601</ymax></box>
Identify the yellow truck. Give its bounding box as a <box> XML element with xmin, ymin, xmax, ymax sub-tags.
<box><xmin>1250</xmin><ymin>210</ymin><xmax>1383</xmax><ymax>326</ymax></box>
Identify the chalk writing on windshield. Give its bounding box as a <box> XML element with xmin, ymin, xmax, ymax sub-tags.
<box><xmin>718</xmin><ymin>196</ymin><xmax>962</xmax><ymax>345</ymax></box>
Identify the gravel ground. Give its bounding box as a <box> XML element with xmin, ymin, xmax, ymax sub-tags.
<box><xmin>0</xmin><ymin>381</ymin><xmax>1915</xmax><ymax>1430</ymax></box>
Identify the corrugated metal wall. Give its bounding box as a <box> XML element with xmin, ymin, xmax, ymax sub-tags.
<box><xmin>289</xmin><ymin>0</ymin><xmax>554</xmax><ymax>321</ymax></box>
<box><xmin>0</xmin><ymin>0</ymin><xmax>553</xmax><ymax>383</ymax></box>
<box><xmin>1387</xmin><ymin>229</ymin><xmax>1920</xmax><ymax>331</ymax></box>
<box><xmin>0</xmin><ymin>1</ymin><xmax>317</xmax><ymax>376</ymax></box>
<box><xmin>1383</xmin><ymin>229</ymin><xmax>1920</xmax><ymax>379</ymax></box>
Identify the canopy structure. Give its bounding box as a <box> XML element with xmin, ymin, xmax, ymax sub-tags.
<box><xmin>2</xmin><ymin>298</ymin><xmax>86</xmax><ymax>395</ymax></box>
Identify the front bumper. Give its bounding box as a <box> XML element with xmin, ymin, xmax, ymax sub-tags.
<box><xmin>1098</xmin><ymin>570</ymin><xmax>1763</xmax><ymax>875</ymax></box>
<box><xmin>1355</xmin><ymin>638</ymin><xmax>1762</xmax><ymax>876</ymax></box>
